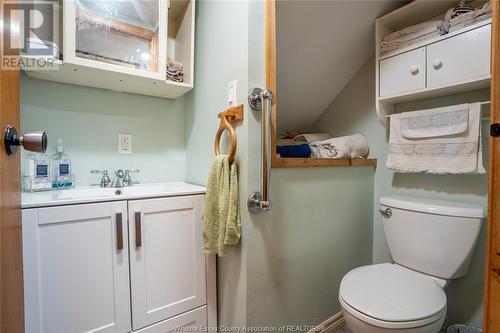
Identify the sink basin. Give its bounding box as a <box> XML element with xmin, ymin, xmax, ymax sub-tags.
<box><xmin>22</xmin><ymin>182</ymin><xmax>206</xmax><ymax>208</ymax></box>
<box><xmin>56</xmin><ymin>187</ymin><xmax>117</xmax><ymax>200</ymax></box>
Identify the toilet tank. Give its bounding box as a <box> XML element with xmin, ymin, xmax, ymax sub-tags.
<box><xmin>379</xmin><ymin>196</ymin><xmax>484</xmax><ymax>280</ymax></box>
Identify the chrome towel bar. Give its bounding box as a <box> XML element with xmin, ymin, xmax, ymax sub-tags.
<box><xmin>248</xmin><ymin>87</ymin><xmax>273</xmax><ymax>213</ymax></box>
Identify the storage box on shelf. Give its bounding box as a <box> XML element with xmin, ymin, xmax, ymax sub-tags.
<box><xmin>375</xmin><ymin>0</ymin><xmax>491</xmax><ymax>126</ymax></box>
<box><xmin>22</xmin><ymin>0</ymin><xmax>195</xmax><ymax>99</ymax></box>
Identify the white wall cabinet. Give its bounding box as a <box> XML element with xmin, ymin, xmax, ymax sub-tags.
<box><xmin>375</xmin><ymin>0</ymin><xmax>492</xmax><ymax>125</ymax></box>
<box><xmin>23</xmin><ymin>0</ymin><xmax>195</xmax><ymax>99</ymax></box>
<box><xmin>22</xmin><ymin>195</ymin><xmax>213</xmax><ymax>333</ymax></box>
<box><xmin>129</xmin><ymin>196</ymin><xmax>206</xmax><ymax>330</ymax></box>
<box><xmin>378</xmin><ymin>23</ymin><xmax>491</xmax><ymax>99</ymax></box>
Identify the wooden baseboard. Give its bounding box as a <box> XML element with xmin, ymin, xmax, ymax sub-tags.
<box><xmin>308</xmin><ymin>312</ymin><xmax>345</xmax><ymax>333</ymax></box>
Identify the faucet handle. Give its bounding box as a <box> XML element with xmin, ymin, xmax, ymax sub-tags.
<box><xmin>123</xmin><ymin>169</ymin><xmax>140</xmax><ymax>186</ymax></box>
<box><xmin>91</xmin><ymin>170</ymin><xmax>111</xmax><ymax>187</ymax></box>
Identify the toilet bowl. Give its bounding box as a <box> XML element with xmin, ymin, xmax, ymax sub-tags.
<box><xmin>339</xmin><ymin>264</ymin><xmax>446</xmax><ymax>333</ymax></box>
<box><xmin>339</xmin><ymin>196</ymin><xmax>484</xmax><ymax>333</ymax></box>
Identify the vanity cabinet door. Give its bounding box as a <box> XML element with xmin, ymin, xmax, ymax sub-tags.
<box><xmin>128</xmin><ymin>195</ymin><xmax>206</xmax><ymax>330</ymax></box>
<box><xmin>427</xmin><ymin>24</ymin><xmax>491</xmax><ymax>88</ymax></box>
<box><xmin>133</xmin><ymin>306</ymin><xmax>206</xmax><ymax>333</ymax></box>
<box><xmin>22</xmin><ymin>202</ymin><xmax>131</xmax><ymax>333</ymax></box>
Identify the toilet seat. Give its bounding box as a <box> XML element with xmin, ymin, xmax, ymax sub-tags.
<box><xmin>339</xmin><ymin>263</ymin><xmax>447</xmax><ymax>329</ymax></box>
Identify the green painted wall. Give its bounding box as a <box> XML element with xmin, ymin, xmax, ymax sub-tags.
<box><xmin>186</xmin><ymin>0</ymin><xmax>377</xmax><ymax>328</ymax></box>
<box><xmin>246</xmin><ymin>167</ymin><xmax>374</xmax><ymax>326</ymax></box>
<box><xmin>20</xmin><ymin>74</ymin><xmax>187</xmax><ymax>185</ymax></box>
<box><xmin>185</xmin><ymin>0</ymin><xmax>251</xmax><ymax>327</ymax></box>
<box><xmin>311</xmin><ymin>57</ymin><xmax>488</xmax><ymax>328</ymax></box>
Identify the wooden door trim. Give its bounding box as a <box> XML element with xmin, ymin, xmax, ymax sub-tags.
<box><xmin>484</xmin><ymin>0</ymin><xmax>500</xmax><ymax>331</ymax></box>
<box><xmin>0</xmin><ymin>0</ymin><xmax>24</xmax><ymax>330</ymax></box>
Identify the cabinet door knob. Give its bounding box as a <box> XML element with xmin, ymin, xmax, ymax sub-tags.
<box><xmin>433</xmin><ymin>59</ymin><xmax>442</xmax><ymax>69</ymax></box>
<box><xmin>410</xmin><ymin>65</ymin><xmax>419</xmax><ymax>75</ymax></box>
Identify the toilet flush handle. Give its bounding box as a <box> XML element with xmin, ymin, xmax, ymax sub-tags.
<box><xmin>379</xmin><ymin>208</ymin><xmax>392</xmax><ymax>218</ymax></box>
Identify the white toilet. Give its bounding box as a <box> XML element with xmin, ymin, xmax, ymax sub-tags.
<box><xmin>339</xmin><ymin>196</ymin><xmax>484</xmax><ymax>333</ymax></box>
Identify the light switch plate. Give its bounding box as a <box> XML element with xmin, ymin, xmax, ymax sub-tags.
<box><xmin>227</xmin><ymin>80</ymin><xmax>237</xmax><ymax>107</ymax></box>
<box><xmin>118</xmin><ymin>134</ymin><xmax>132</xmax><ymax>154</ymax></box>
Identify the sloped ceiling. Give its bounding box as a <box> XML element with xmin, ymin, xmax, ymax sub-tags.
<box><xmin>276</xmin><ymin>0</ymin><xmax>406</xmax><ymax>131</ymax></box>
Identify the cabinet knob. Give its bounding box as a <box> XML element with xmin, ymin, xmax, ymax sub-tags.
<box><xmin>410</xmin><ymin>65</ymin><xmax>419</xmax><ymax>75</ymax></box>
<box><xmin>432</xmin><ymin>59</ymin><xmax>442</xmax><ymax>69</ymax></box>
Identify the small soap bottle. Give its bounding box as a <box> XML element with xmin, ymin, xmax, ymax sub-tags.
<box><xmin>23</xmin><ymin>152</ymin><xmax>52</xmax><ymax>192</ymax></box>
<box><xmin>51</xmin><ymin>139</ymin><xmax>74</xmax><ymax>189</ymax></box>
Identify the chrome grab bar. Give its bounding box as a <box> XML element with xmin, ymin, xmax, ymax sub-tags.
<box><xmin>247</xmin><ymin>87</ymin><xmax>273</xmax><ymax>213</ymax></box>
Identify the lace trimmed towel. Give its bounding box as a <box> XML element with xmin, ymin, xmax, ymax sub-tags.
<box><xmin>386</xmin><ymin>103</ymin><xmax>485</xmax><ymax>174</ymax></box>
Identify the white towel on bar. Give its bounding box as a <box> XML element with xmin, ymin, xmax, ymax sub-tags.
<box><xmin>293</xmin><ymin>133</ymin><xmax>331</xmax><ymax>144</ymax></box>
<box><xmin>386</xmin><ymin>103</ymin><xmax>485</xmax><ymax>174</ymax></box>
<box><xmin>309</xmin><ymin>134</ymin><xmax>369</xmax><ymax>159</ymax></box>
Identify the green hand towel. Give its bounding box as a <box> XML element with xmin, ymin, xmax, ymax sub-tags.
<box><xmin>203</xmin><ymin>155</ymin><xmax>241</xmax><ymax>256</ymax></box>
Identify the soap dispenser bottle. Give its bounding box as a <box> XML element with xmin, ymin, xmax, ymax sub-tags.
<box><xmin>23</xmin><ymin>152</ymin><xmax>52</xmax><ymax>192</ymax></box>
<box><xmin>51</xmin><ymin>139</ymin><xmax>74</xmax><ymax>189</ymax></box>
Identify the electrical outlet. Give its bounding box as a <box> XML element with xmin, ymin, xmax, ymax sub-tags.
<box><xmin>118</xmin><ymin>134</ymin><xmax>132</xmax><ymax>154</ymax></box>
<box><xmin>227</xmin><ymin>80</ymin><xmax>237</xmax><ymax>107</ymax></box>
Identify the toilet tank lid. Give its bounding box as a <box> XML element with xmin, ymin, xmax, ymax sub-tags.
<box><xmin>380</xmin><ymin>196</ymin><xmax>484</xmax><ymax>218</ymax></box>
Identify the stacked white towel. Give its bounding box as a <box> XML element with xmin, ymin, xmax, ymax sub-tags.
<box><xmin>167</xmin><ymin>58</ymin><xmax>184</xmax><ymax>82</ymax></box>
<box><xmin>386</xmin><ymin>103</ymin><xmax>485</xmax><ymax>174</ymax></box>
<box><xmin>293</xmin><ymin>133</ymin><xmax>331</xmax><ymax>144</ymax></box>
<box><xmin>309</xmin><ymin>134</ymin><xmax>369</xmax><ymax>159</ymax></box>
<box><xmin>381</xmin><ymin>20</ymin><xmax>443</xmax><ymax>55</ymax></box>
<box><xmin>449</xmin><ymin>1</ymin><xmax>492</xmax><ymax>33</ymax></box>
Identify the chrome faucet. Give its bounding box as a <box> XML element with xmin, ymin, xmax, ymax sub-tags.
<box><xmin>91</xmin><ymin>170</ymin><xmax>111</xmax><ymax>187</ymax></box>
<box><xmin>112</xmin><ymin>169</ymin><xmax>125</xmax><ymax>188</ymax></box>
<box><xmin>92</xmin><ymin>169</ymin><xmax>140</xmax><ymax>188</ymax></box>
<box><xmin>113</xmin><ymin>169</ymin><xmax>140</xmax><ymax>187</ymax></box>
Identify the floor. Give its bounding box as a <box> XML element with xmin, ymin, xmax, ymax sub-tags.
<box><xmin>335</xmin><ymin>326</ymin><xmax>352</xmax><ymax>333</ymax></box>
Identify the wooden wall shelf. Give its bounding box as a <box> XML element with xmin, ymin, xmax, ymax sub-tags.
<box><xmin>272</xmin><ymin>158</ymin><xmax>377</xmax><ymax>169</ymax></box>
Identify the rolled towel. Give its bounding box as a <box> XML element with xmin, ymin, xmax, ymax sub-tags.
<box><xmin>293</xmin><ymin>133</ymin><xmax>332</xmax><ymax>144</ymax></box>
<box><xmin>309</xmin><ymin>134</ymin><xmax>369</xmax><ymax>159</ymax></box>
<box><xmin>277</xmin><ymin>144</ymin><xmax>312</xmax><ymax>158</ymax></box>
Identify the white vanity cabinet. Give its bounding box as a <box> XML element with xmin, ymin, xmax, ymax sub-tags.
<box><xmin>128</xmin><ymin>196</ymin><xmax>206</xmax><ymax>330</ymax></box>
<box><xmin>22</xmin><ymin>193</ymin><xmax>212</xmax><ymax>333</ymax></box>
<box><xmin>22</xmin><ymin>201</ymin><xmax>131</xmax><ymax>333</ymax></box>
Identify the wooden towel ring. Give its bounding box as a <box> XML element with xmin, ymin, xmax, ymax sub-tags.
<box><xmin>214</xmin><ymin>104</ymin><xmax>244</xmax><ymax>163</ymax></box>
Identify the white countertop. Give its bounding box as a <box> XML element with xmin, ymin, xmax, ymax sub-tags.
<box><xmin>22</xmin><ymin>182</ymin><xmax>206</xmax><ymax>208</ymax></box>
